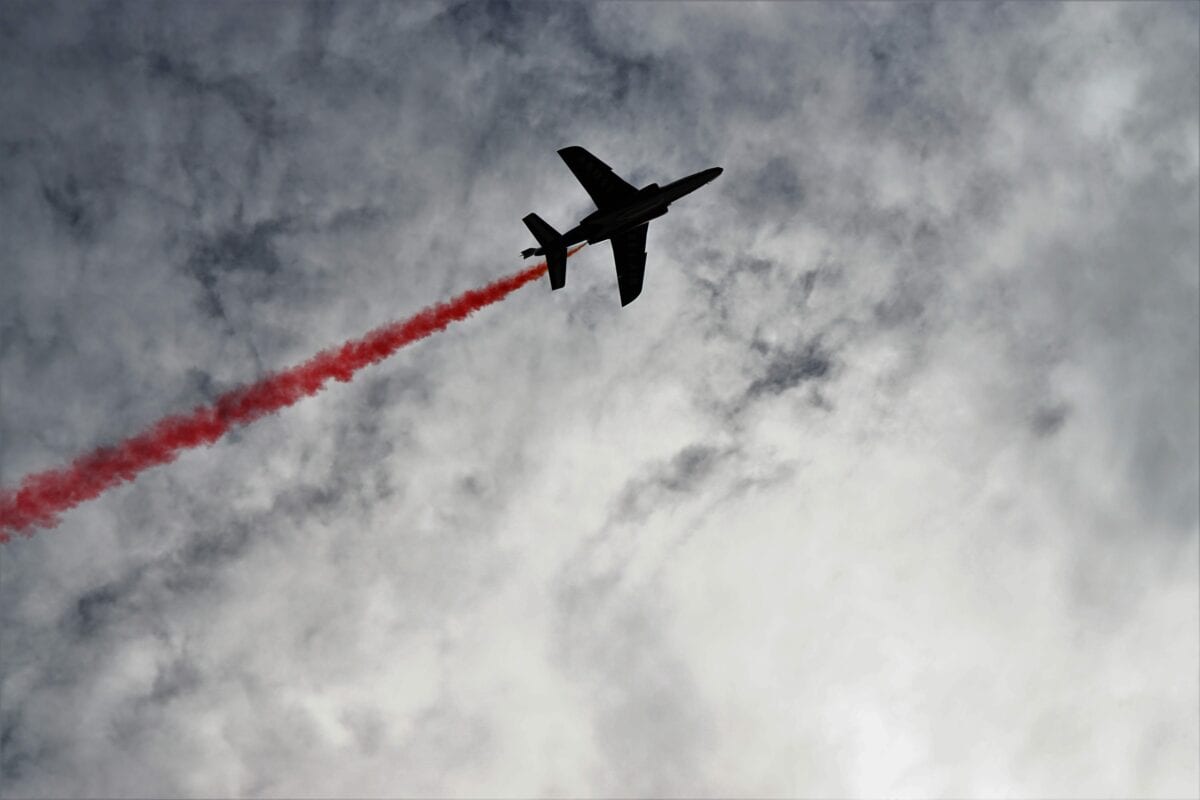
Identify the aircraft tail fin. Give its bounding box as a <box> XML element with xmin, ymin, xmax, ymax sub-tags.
<box><xmin>523</xmin><ymin>213</ymin><xmax>566</xmax><ymax>290</ymax></box>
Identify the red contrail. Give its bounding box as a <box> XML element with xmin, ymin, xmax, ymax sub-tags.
<box><xmin>0</xmin><ymin>246</ymin><xmax>584</xmax><ymax>540</ymax></box>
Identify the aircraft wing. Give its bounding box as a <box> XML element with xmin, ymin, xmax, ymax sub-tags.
<box><xmin>610</xmin><ymin>224</ymin><xmax>648</xmax><ymax>306</ymax></box>
<box><xmin>558</xmin><ymin>146</ymin><xmax>638</xmax><ymax>209</ymax></box>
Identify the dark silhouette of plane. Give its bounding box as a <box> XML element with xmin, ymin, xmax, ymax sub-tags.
<box><xmin>522</xmin><ymin>147</ymin><xmax>723</xmax><ymax>306</ymax></box>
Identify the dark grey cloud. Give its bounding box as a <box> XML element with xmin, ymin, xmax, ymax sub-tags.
<box><xmin>1</xmin><ymin>1</ymin><xmax>1196</xmax><ymax>797</ymax></box>
<box><xmin>1030</xmin><ymin>402</ymin><xmax>1070</xmax><ymax>438</ymax></box>
<box><xmin>748</xmin><ymin>340</ymin><xmax>833</xmax><ymax>399</ymax></box>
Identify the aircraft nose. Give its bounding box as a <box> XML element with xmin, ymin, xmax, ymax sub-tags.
<box><xmin>707</xmin><ymin>167</ymin><xmax>724</xmax><ymax>181</ymax></box>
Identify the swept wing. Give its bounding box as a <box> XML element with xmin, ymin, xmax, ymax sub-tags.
<box><xmin>610</xmin><ymin>224</ymin><xmax>648</xmax><ymax>306</ymax></box>
<box><xmin>558</xmin><ymin>146</ymin><xmax>638</xmax><ymax>209</ymax></box>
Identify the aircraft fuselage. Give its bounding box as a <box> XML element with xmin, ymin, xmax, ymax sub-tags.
<box><xmin>561</xmin><ymin>166</ymin><xmax>723</xmax><ymax>246</ymax></box>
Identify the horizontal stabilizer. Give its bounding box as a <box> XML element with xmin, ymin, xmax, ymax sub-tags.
<box><xmin>523</xmin><ymin>212</ymin><xmax>566</xmax><ymax>290</ymax></box>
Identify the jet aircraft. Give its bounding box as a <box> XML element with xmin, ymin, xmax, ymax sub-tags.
<box><xmin>522</xmin><ymin>147</ymin><xmax>723</xmax><ymax>306</ymax></box>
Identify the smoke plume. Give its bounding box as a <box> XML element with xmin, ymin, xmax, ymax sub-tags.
<box><xmin>1</xmin><ymin>247</ymin><xmax>584</xmax><ymax>540</ymax></box>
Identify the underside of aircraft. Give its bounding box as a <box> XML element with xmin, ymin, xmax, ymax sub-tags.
<box><xmin>522</xmin><ymin>147</ymin><xmax>722</xmax><ymax>306</ymax></box>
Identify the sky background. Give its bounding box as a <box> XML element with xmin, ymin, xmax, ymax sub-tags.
<box><xmin>1</xmin><ymin>2</ymin><xmax>1197</xmax><ymax>797</ymax></box>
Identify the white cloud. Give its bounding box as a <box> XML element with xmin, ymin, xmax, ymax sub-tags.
<box><xmin>1</xmin><ymin>2</ymin><xmax>1196</xmax><ymax>797</ymax></box>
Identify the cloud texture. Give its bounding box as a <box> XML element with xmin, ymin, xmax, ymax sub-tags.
<box><xmin>1</xmin><ymin>2</ymin><xmax>1197</xmax><ymax>797</ymax></box>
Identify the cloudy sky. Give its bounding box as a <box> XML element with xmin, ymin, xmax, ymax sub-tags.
<box><xmin>1</xmin><ymin>2</ymin><xmax>1197</xmax><ymax>797</ymax></box>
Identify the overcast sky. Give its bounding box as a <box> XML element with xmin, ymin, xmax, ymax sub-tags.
<box><xmin>1</xmin><ymin>2</ymin><xmax>1197</xmax><ymax>797</ymax></box>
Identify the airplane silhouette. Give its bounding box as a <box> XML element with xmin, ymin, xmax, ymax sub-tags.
<box><xmin>522</xmin><ymin>147</ymin><xmax>723</xmax><ymax>306</ymax></box>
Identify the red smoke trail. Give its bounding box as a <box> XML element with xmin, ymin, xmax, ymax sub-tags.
<box><xmin>0</xmin><ymin>245</ymin><xmax>584</xmax><ymax>541</ymax></box>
